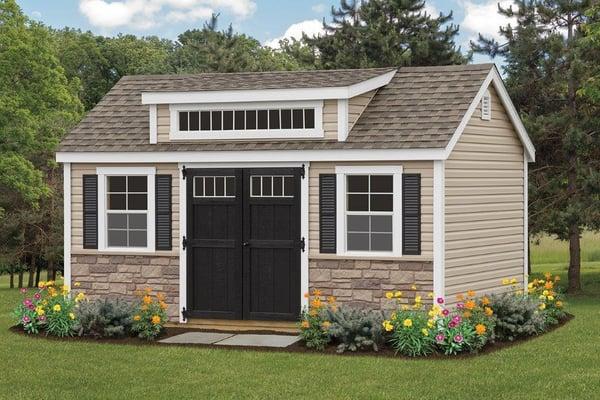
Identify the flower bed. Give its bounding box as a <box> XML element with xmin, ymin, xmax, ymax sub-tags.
<box><xmin>299</xmin><ymin>274</ymin><xmax>569</xmax><ymax>357</ymax></box>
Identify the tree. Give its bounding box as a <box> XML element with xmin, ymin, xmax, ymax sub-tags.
<box><xmin>303</xmin><ymin>0</ymin><xmax>468</xmax><ymax>69</ymax></box>
<box><xmin>472</xmin><ymin>1</ymin><xmax>600</xmax><ymax>293</ymax></box>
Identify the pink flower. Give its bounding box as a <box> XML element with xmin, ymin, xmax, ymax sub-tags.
<box><xmin>22</xmin><ymin>316</ymin><xmax>31</xmax><ymax>324</ymax></box>
<box><xmin>442</xmin><ymin>309</ymin><xmax>450</xmax><ymax>316</ymax></box>
<box><xmin>448</xmin><ymin>320</ymin><xmax>457</xmax><ymax>328</ymax></box>
<box><xmin>456</xmin><ymin>303</ymin><xmax>464</xmax><ymax>309</ymax></box>
<box><xmin>27</xmin><ymin>304</ymin><xmax>35</xmax><ymax>310</ymax></box>
<box><xmin>38</xmin><ymin>315</ymin><xmax>46</xmax><ymax>322</ymax></box>
<box><xmin>20</xmin><ymin>288</ymin><xmax>27</xmax><ymax>294</ymax></box>
<box><xmin>436</xmin><ymin>297</ymin><xmax>445</xmax><ymax>304</ymax></box>
<box><xmin>454</xmin><ymin>335</ymin><xmax>464</xmax><ymax>343</ymax></box>
<box><xmin>435</xmin><ymin>334</ymin><xmax>445</xmax><ymax>342</ymax></box>
<box><xmin>452</xmin><ymin>315</ymin><xmax>462</xmax><ymax>324</ymax></box>
<box><xmin>33</xmin><ymin>293</ymin><xmax>41</xmax><ymax>300</ymax></box>
<box><xmin>23</xmin><ymin>299</ymin><xmax>32</xmax><ymax>307</ymax></box>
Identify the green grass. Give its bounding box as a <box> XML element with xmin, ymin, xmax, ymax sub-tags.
<box><xmin>530</xmin><ymin>231</ymin><xmax>600</xmax><ymax>265</ymax></box>
<box><xmin>1</xmin><ymin>260</ymin><xmax>599</xmax><ymax>398</ymax></box>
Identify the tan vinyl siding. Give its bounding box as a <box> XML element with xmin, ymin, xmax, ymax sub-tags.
<box><xmin>323</xmin><ymin>99</ymin><xmax>338</xmax><ymax>140</ymax></box>
<box><xmin>309</xmin><ymin>161</ymin><xmax>433</xmax><ymax>261</ymax></box>
<box><xmin>71</xmin><ymin>163</ymin><xmax>179</xmax><ymax>254</ymax></box>
<box><xmin>348</xmin><ymin>89</ymin><xmax>376</xmax><ymax>131</ymax></box>
<box><xmin>444</xmin><ymin>86</ymin><xmax>525</xmax><ymax>297</ymax></box>
<box><xmin>157</xmin><ymin>105</ymin><xmax>170</xmax><ymax>143</ymax></box>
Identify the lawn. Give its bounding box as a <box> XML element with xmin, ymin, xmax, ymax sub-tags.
<box><xmin>1</xmin><ymin>241</ymin><xmax>599</xmax><ymax>399</ymax></box>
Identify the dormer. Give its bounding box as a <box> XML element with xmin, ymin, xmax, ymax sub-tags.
<box><xmin>141</xmin><ymin>69</ymin><xmax>396</xmax><ymax>144</ymax></box>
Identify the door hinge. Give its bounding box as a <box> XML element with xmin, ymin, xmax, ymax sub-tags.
<box><xmin>181</xmin><ymin>165</ymin><xmax>187</xmax><ymax>180</ymax></box>
<box><xmin>182</xmin><ymin>235</ymin><xmax>188</xmax><ymax>250</ymax></box>
<box><xmin>300</xmin><ymin>164</ymin><xmax>305</xmax><ymax>179</ymax></box>
<box><xmin>181</xmin><ymin>307</ymin><xmax>188</xmax><ymax>322</ymax></box>
<box><xmin>300</xmin><ymin>237</ymin><xmax>306</xmax><ymax>252</ymax></box>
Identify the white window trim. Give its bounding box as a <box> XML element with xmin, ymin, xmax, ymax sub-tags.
<box><xmin>169</xmin><ymin>101</ymin><xmax>324</xmax><ymax>140</ymax></box>
<box><xmin>96</xmin><ymin>167</ymin><xmax>156</xmax><ymax>253</ymax></box>
<box><xmin>335</xmin><ymin>165</ymin><xmax>403</xmax><ymax>257</ymax></box>
<box><xmin>481</xmin><ymin>89</ymin><xmax>491</xmax><ymax>120</ymax></box>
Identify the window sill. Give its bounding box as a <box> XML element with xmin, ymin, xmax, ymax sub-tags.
<box><xmin>308</xmin><ymin>251</ymin><xmax>432</xmax><ymax>263</ymax></box>
<box><xmin>72</xmin><ymin>248</ymin><xmax>178</xmax><ymax>257</ymax></box>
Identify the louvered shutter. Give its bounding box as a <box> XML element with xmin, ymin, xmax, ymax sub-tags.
<box><xmin>155</xmin><ymin>174</ymin><xmax>172</xmax><ymax>251</ymax></box>
<box><xmin>82</xmin><ymin>175</ymin><xmax>98</xmax><ymax>249</ymax></box>
<box><xmin>402</xmin><ymin>174</ymin><xmax>421</xmax><ymax>255</ymax></box>
<box><xmin>319</xmin><ymin>174</ymin><xmax>337</xmax><ymax>253</ymax></box>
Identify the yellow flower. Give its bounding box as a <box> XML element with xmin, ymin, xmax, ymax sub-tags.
<box><xmin>428</xmin><ymin>309</ymin><xmax>436</xmax><ymax>318</ymax></box>
<box><xmin>151</xmin><ymin>315</ymin><xmax>161</xmax><ymax>325</ymax></box>
<box><xmin>385</xmin><ymin>292</ymin><xmax>394</xmax><ymax>299</ymax></box>
<box><xmin>312</xmin><ymin>289</ymin><xmax>322</xmax><ymax>297</ymax></box>
<box><xmin>544</xmin><ymin>272</ymin><xmax>552</xmax><ymax>280</ymax></box>
<box><xmin>394</xmin><ymin>291</ymin><xmax>402</xmax><ymax>298</ymax></box>
<box><xmin>74</xmin><ymin>282</ymin><xmax>81</xmax><ymax>287</ymax></box>
<box><xmin>46</xmin><ymin>280</ymin><xmax>55</xmax><ymax>287</ymax></box>
<box><xmin>475</xmin><ymin>324</ymin><xmax>487</xmax><ymax>336</ymax></box>
<box><xmin>390</xmin><ymin>312</ymin><xmax>396</xmax><ymax>320</ymax></box>
<box><xmin>403</xmin><ymin>319</ymin><xmax>413</xmax><ymax>328</ymax></box>
<box><xmin>548</xmin><ymin>295</ymin><xmax>555</xmax><ymax>301</ymax></box>
<box><xmin>308</xmin><ymin>309</ymin><xmax>318</xmax><ymax>317</ymax></box>
<box><xmin>527</xmin><ymin>282</ymin><xmax>534</xmax><ymax>289</ymax></box>
<box><xmin>542</xmin><ymin>290</ymin><xmax>549</xmax><ymax>296</ymax></box>
<box><xmin>35</xmin><ymin>307</ymin><xmax>45</xmax><ymax>316</ymax></box>
<box><xmin>321</xmin><ymin>321</ymin><xmax>331</xmax><ymax>330</ymax></box>
<box><xmin>539</xmin><ymin>295</ymin><xmax>546</xmax><ymax>301</ymax></box>
<box><xmin>510</xmin><ymin>278</ymin><xmax>517</xmax><ymax>285</ymax></box>
<box><xmin>556</xmin><ymin>301</ymin><xmax>563</xmax><ymax>308</ymax></box>
<box><xmin>410</xmin><ymin>284</ymin><xmax>417</xmax><ymax>290</ymax></box>
<box><xmin>427</xmin><ymin>319</ymin><xmax>435</xmax><ymax>329</ymax></box>
<box><xmin>427</xmin><ymin>292</ymin><xmax>434</xmax><ymax>298</ymax></box>
<box><xmin>133</xmin><ymin>315</ymin><xmax>141</xmax><ymax>321</ymax></box>
<box><xmin>539</xmin><ymin>303</ymin><xmax>546</xmax><ymax>310</ymax></box>
<box><xmin>382</xmin><ymin>320</ymin><xmax>394</xmax><ymax>332</ymax></box>
<box><xmin>482</xmin><ymin>296</ymin><xmax>490</xmax><ymax>306</ymax></box>
<box><xmin>502</xmin><ymin>278</ymin><xmax>510</xmax><ymax>285</ymax></box>
<box><xmin>421</xmin><ymin>328</ymin><xmax>429</xmax><ymax>336</ymax></box>
<box><xmin>554</xmin><ymin>275</ymin><xmax>561</xmax><ymax>282</ymax></box>
<box><xmin>143</xmin><ymin>295</ymin><xmax>153</xmax><ymax>305</ymax></box>
<box><xmin>75</xmin><ymin>292</ymin><xmax>85</xmax><ymax>302</ymax></box>
<box><xmin>484</xmin><ymin>307</ymin><xmax>493</xmax><ymax>317</ymax></box>
<box><xmin>327</xmin><ymin>295</ymin><xmax>336</xmax><ymax>304</ymax></box>
<box><xmin>38</xmin><ymin>281</ymin><xmax>46</xmax><ymax>289</ymax></box>
<box><xmin>414</xmin><ymin>295</ymin><xmax>422</xmax><ymax>303</ymax></box>
<box><xmin>53</xmin><ymin>304</ymin><xmax>61</xmax><ymax>312</ymax></box>
<box><xmin>456</xmin><ymin>293</ymin><xmax>464</xmax><ymax>301</ymax></box>
<box><xmin>69</xmin><ymin>313</ymin><xmax>75</xmax><ymax>320</ymax></box>
<box><xmin>401</xmin><ymin>305</ymin><xmax>409</xmax><ymax>311</ymax></box>
<box><xmin>467</xmin><ymin>290</ymin><xmax>476</xmax><ymax>297</ymax></box>
<box><xmin>301</xmin><ymin>320</ymin><xmax>310</xmax><ymax>329</ymax></box>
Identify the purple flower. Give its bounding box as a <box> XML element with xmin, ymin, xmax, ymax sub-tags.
<box><xmin>454</xmin><ymin>335</ymin><xmax>464</xmax><ymax>343</ymax></box>
<box><xmin>435</xmin><ymin>334</ymin><xmax>445</xmax><ymax>342</ymax></box>
<box><xmin>452</xmin><ymin>315</ymin><xmax>462</xmax><ymax>324</ymax></box>
<box><xmin>23</xmin><ymin>299</ymin><xmax>33</xmax><ymax>307</ymax></box>
<box><xmin>27</xmin><ymin>304</ymin><xmax>35</xmax><ymax>310</ymax></box>
<box><xmin>456</xmin><ymin>303</ymin><xmax>464</xmax><ymax>309</ymax></box>
<box><xmin>33</xmin><ymin>293</ymin><xmax>41</xmax><ymax>300</ymax></box>
<box><xmin>38</xmin><ymin>315</ymin><xmax>46</xmax><ymax>322</ymax></box>
<box><xmin>442</xmin><ymin>309</ymin><xmax>450</xmax><ymax>317</ymax></box>
<box><xmin>436</xmin><ymin>297</ymin><xmax>445</xmax><ymax>304</ymax></box>
<box><xmin>22</xmin><ymin>316</ymin><xmax>31</xmax><ymax>324</ymax></box>
<box><xmin>448</xmin><ymin>321</ymin><xmax>457</xmax><ymax>328</ymax></box>
<box><xmin>20</xmin><ymin>288</ymin><xmax>27</xmax><ymax>294</ymax></box>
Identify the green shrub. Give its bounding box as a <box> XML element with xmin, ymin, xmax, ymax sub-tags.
<box><xmin>434</xmin><ymin>313</ymin><xmax>478</xmax><ymax>355</ymax></box>
<box><xmin>74</xmin><ymin>298</ymin><xmax>134</xmax><ymax>338</ymax></box>
<box><xmin>488</xmin><ymin>292</ymin><xmax>546</xmax><ymax>341</ymax></box>
<box><xmin>386</xmin><ymin>307</ymin><xmax>436</xmax><ymax>357</ymax></box>
<box><xmin>326</xmin><ymin>306</ymin><xmax>384</xmax><ymax>353</ymax></box>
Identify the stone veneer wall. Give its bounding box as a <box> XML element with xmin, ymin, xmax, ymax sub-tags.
<box><xmin>71</xmin><ymin>255</ymin><xmax>179</xmax><ymax>320</ymax></box>
<box><xmin>309</xmin><ymin>259</ymin><xmax>433</xmax><ymax>310</ymax></box>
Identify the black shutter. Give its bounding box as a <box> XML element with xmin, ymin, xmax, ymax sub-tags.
<box><xmin>82</xmin><ymin>175</ymin><xmax>98</xmax><ymax>249</ymax></box>
<box><xmin>155</xmin><ymin>174</ymin><xmax>172</xmax><ymax>251</ymax></box>
<box><xmin>319</xmin><ymin>174</ymin><xmax>337</xmax><ymax>253</ymax></box>
<box><xmin>402</xmin><ymin>174</ymin><xmax>421</xmax><ymax>255</ymax></box>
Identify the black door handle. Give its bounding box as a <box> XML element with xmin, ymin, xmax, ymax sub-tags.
<box><xmin>243</xmin><ymin>242</ymin><xmax>249</xmax><ymax>247</ymax></box>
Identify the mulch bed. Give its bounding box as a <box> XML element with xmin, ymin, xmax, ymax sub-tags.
<box><xmin>9</xmin><ymin>313</ymin><xmax>573</xmax><ymax>359</ymax></box>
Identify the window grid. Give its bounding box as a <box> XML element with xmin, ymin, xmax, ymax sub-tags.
<box><xmin>250</xmin><ymin>175</ymin><xmax>294</xmax><ymax>198</ymax></box>
<box><xmin>193</xmin><ymin>176</ymin><xmax>235</xmax><ymax>198</ymax></box>
<box><xmin>106</xmin><ymin>176</ymin><xmax>148</xmax><ymax>248</ymax></box>
<box><xmin>179</xmin><ymin>108</ymin><xmax>315</xmax><ymax>132</ymax></box>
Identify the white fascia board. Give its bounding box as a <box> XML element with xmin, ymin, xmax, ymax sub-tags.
<box><xmin>443</xmin><ymin>67</ymin><xmax>536</xmax><ymax>162</ymax></box>
<box><xmin>141</xmin><ymin>70</ymin><xmax>396</xmax><ymax>105</ymax></box>
<box><xmin>56</xmin><ymin>148</ymin><xmax>446</xmax><ymax>164</ymax></box>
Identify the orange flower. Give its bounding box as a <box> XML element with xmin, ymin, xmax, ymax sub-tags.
<box><xmin>311</xmin><ymin>298</ymin><xmax>322</xmax><ymax>308</ymax></box>
<box><xmin>475</xmin><ymin>324</ymin><xmax>487</xmax><ymax>336</ymax></box>
<box><xmin>482</xmin><ymin>296</ymin><xmax>490</xmax><ymax>306</ymax></box>
<box><xmin>312</xmin><ymin>289</ymin><xmax>322</xmax><ymax>297</ymax></box>
<box><xmin>321</xmin><ymin>321</ymin><xmax>331</xmax><ymax>330</ymax></box>
<box><xmin>544</xmin><ymin>281</ymin><xmax>554</xmax><ymax>290</ymax></box>
<box><xmin>544</xmin><ymin>272</ymin><xmax>552</xmax><ymax>280</ymax></box>
<box><xmin>456</xmin><ymin>293</ymin><xmax>464</xmax><ymax>301</ymax></box>
<box><xmin>327</xmin><ymin>295</ymin><xmax>336</xmax><ymax>304</ymax></box>
<box><xmin>484</xmin><ymin>307</ymin><xmax>493</xmax><ymax>317</ymax></box>
<box><xmin>301</xmin><ymin>320</ymin><xmax>310</xmax><ymax>329</ymax></box>
<box><xmin>151</xmin><ymin>315</ymin><xmax>161</xmax><ymax>325</ymax></box>
<box><xmin>143</xmin><ymin>295</ymin><xmax>153</xmax><ymax>305</ymax></box>
<box><xmin>156</xmin><ymin>292</ymin><xmax>166</xmax><ymax>302</ymax></box>
<box><xmin>159</xmin><ymin>301</ymin><xmax>168</xmax><ymax>310</ymax></box>
<box><xmin>467</xmin><ymin>290</ymin><xmax>476</xmax><ymax>298</ymax></box>
<box><xmin>133</xmin><ymin>315</ymin><xmax>141</xmax><ymax>321</ymax></box>
<box><xmin>303</xmin><ymin>292</ymin><xmax>310</xmax><ymax>298</ymax></box>
<box><xmin>465</xmin><ymin>300</ymin><xmax>476</xmax><ymax>310</ymax></box>
<box><xmin>554</xmin><ymin>275</ymin><xmax>561</xmax><ymax>282</ymax></box>
<box><xmin>463</xmin><ymin>311</ymin><xmax>472</xmax><ymax>318</ymax></box>
<box><xmin>144</xmin><ymin>287</ymin><xmax>152</xmax><ymax>294</ymax></box>
<box><xmin>308</xmin><ymin>309</ymin><xmax>318</xmax><ymax>317</ymax></box>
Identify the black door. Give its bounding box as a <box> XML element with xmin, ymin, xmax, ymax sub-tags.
<box><xmin>186</xmin><ymin>168</ymin><xmax>301</xmax><ymax>321</ymax></box>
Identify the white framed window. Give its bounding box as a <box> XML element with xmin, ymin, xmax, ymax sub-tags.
<box><xmin>97</xmin><ymin>167</ymin><xmax>155</xmax><ymax>252</ymax></box>
<box><xmin>481</xmin><ymin>90</ymin><xmax>491</xmax><ymax>120</ymax></box>
<box><xmin>169</xmin><ymin>101</ymin><xmax>323</xmax><ymax>140</ymax></box>
<box><xmin>335</xmin><ymin>166</ymin><xmax>402</xmax><ymax>256</ymax></box>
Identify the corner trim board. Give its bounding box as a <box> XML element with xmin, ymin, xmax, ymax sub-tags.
<box><xmin>523</xmin><ymin>152</ymin><xmax>529</xmax><ymax>289</ymax></box>
<box><xmin>433</xmin><ymin>160</ymin><xmax>445</xmax><ymax>301</ymax></box>
<box><xmin>63</xmin><ymin>163</ymin><xmax>71</xmax><ymax>289</ymax></box>
<box><xmin>149</xmin><ymin>104</ymin><xmax>157</xmax><ymax>144</ymax></box>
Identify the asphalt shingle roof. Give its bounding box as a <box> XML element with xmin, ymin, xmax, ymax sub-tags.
<box><xmin>58</xmin><ymin>64</ymin><xmax>494</xmax><ymax>153</ymax></box>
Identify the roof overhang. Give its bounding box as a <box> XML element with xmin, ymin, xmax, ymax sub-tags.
<box><xmin>140</xmin><ymin>70</ymin><xmax>397</xmax><ymax>105</ymax></box>
<box><xmin>443</xmin><ymin>66</ymin><xmax>536</xmax><ymax>162</ymax></box>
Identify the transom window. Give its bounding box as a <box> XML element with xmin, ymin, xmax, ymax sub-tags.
<box><xmin>194</xmin><ymin>176</ymin><xmax>235</xmax><ymax>198</ymax></box>
<box><xmin>346</xmin><ymin>175</ymin><xmax>393</xmax><ymax>252</ymax></box>
<box><xmin>106</xmin><ymin>176</ymin><xmax>148</xmax><ymax>248</ymax></box>
<box><xmin>179</xmin><ymin>108</ymin><xmax>315</xmax><ymax>132</ymax></box>
<box><xmin>251</xmin><ymin>175</ymin><xmax>294</xmax><ymax>198</ymax></box>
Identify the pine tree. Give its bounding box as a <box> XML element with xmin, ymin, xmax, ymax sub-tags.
<box><xmin>472</xmin><ymin>1</ymin><xmax>600</xmax><ymax>293</ymax></box>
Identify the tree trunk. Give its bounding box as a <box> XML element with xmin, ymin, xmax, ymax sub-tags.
<box><xmin>568</xmin><ymin>223</ymin><xmax>582</xmax><ymax>293</ymax></box>
<box><xmin>35</xmin><ymin>262</ymin><xmax>42</xmax><ymax>287</ymax></box>
<box><xmin>27</xmin><ymin>256</ymin><xmax>35</xmax><ymax>288</ymax></box>
<box><xmin>9</xmin><ymin>272</ymin><xmax>14</xmax><ymax>289</ymax></box>
<box><xmin>18</xmin><ymin>270</ymin><xmax>23</xmax><ymax>288</ymax></box>
<box><xmin>47</xmin><ymin>260</ymin><xmax>54</xmax><ymax>281</ymax></box>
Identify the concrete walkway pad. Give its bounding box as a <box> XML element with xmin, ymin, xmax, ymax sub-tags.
<box><xmin>159</xmin><ymin>332</ymin><xmax>233</xmax><ymax>344</ymax></box>
<box><xmin>215</xmin><ymin>334</ymin><xmax>300</xmax><ymax>348</ymax></box>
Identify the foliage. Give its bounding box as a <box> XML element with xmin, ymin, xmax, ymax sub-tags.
<box><xmin>488</xmin><ymin>290</ymin><xmax>546</xmax><ymax>341</ymax></box>
<box><xmin>303</xmin><ymin>0</ymin><xmax>468</xmax><ymax>69</ymax></box>
<box><xmin>454</xmin><ymin>291</ymin><xmax>497</xmax><ymax>350</ymax></box>
<box><xmin>298</xmin><ymin>289</ymin><xmax>333</xmax><ymax>350</ymax></box>
<box><xmin>74</xmin><ymin>298</ymin><xmax>134</xmax><ymax>338</ymax></box>
<box><xmin>326</xmin><ymin>305</ymin><xmax>384</xmax><ymax>353</ymax></box>
<box><xmin>434</xmin><ymin>310</ymin><xmax>478</xmax><ymax>355</ymax></box>
<box><xmin>131</xmin><ymin>289</ymin><xmax>168</xmax><ymax>340</ymax></box>
<box><xmin>13</xmin><ymin>287</ymin><xmax>46</xmax><ymax>334</ymax></box>
<box><xmin>384</xmin><ymin>291</ymin><xmax>436</xmax><ymax>357</ymax></box>
<box><xmin>527</xmin><ymin>273</ymin><xmax>567</xmax><ymax>326</ymax></box>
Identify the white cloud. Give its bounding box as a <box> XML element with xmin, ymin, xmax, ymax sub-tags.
<box><xmin>78</xmin><ymin>0</ymin><xmax>256</xmax><ymax>30</ymax></box>
<box><xmin>422</xmin><ymin>2</ymin><xmax>438</xmax><ymax>17</ymax></box>
<box><xmin>460</xmin><ymin>0</ymin><xmax>515</xmax><ymax>42</ymax></box>
<box><xmin>31</xmin><ymin>10</ymin><xmax>42</xmax><ymax>19</ymax></box>
<box><xmin>311</xmin><ymin>3</ymin><xmax>326</xmax><ymax>14</ymax></box>
<box><xmin>264</xmin><ymin>19</ymin><xmax>324</xmax><ymax>49</ymax></box>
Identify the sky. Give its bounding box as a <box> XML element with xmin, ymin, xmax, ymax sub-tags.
<box><xmin>17</xmin><ymin>0</ymin><xmax>515</xmax><ymax>65</ymax></box>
